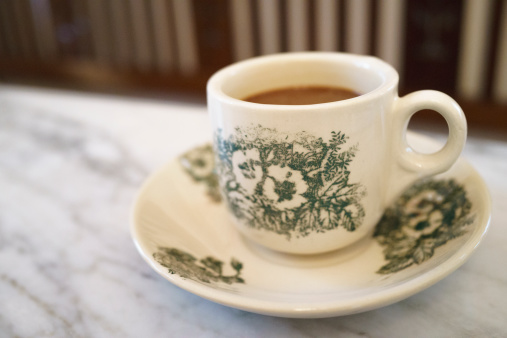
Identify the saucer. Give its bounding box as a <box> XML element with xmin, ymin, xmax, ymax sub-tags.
<box><xmin>131</xmin><ymin>132</ymin><xmax>491</xmax><ymax>318</ymax></box>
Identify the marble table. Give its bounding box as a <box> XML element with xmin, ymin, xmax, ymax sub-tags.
<box><xmin>1</xmin><ymin>85</ymin><xmax>505</xmax><ymax>337</ymax></box>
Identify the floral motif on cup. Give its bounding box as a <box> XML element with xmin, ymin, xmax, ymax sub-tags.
<box><xmin>214</xmin><ymin>125</ymin><xmax>366</xmax><ymax>239</ymax></box>
<box><xmin>373</xmin><ymin>179</ymin><xmax>475</xmax><ymax>274</ymax></box>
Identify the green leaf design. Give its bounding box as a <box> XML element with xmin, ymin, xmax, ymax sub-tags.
<box><xmin>373</xmin><ymin>179</ymin><xmax>475</xmax><ymax>275</ymax></box>
<box><xmin>180</xmin><ymin>144</ymin><xmax>222</xmax><ymax>202</ymax></box>
<box><xmin>412</xmin><ymin>239</ymin><xmax>435</xmax><ymax>264</ymax></box>
<box><xmin>274</xmin><ymin>180</ymin><xmax>297</xmax><ymax>202</ymax></box>
<box><xmin>214</xmin><ymin>125</ymin><xmax>366</xmax><ymax>239</ymax></box>
<box><xmin>153</xmin><ymin>248</ymin><xmax>245</xmax><ymax>285</ymax></box>
<box><xmin>200</xmin><ymin>256</ymin><xmax>224</xmax><ymax>276</ymax></box>
<box><xmin>376</xmin><ymin>257</ymin><xmax>414</xmax><ymax>275</ymax></box>
<box><xmin>230</xmin><ymin>258</ymin><xmax>243</xmax><ymax>276</ymax></box>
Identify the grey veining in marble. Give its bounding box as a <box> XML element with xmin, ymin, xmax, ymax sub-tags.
<box><xmin>0</xmin><ymin>86</ymin><xmax>506</xmax><ymax>337</ymax></box>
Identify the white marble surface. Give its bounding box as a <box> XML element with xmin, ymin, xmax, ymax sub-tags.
<box><xmin>0</xmin><ymin>84</ymin><xmax>506</xmax><ymax>337</ymax></box>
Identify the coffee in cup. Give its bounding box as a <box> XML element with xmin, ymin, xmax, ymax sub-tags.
<box><xmin>243</xmin><ymin>85</ymin><xmax>359</xmax><ymax>105</ymax></box>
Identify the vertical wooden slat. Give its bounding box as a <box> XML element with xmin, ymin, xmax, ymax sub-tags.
<box><xmin>172</xmin><ymin>0</ymin><xmax>198</xmax><ymax>75</ymax></box>
<box><xmin>150</xmin><ymin>0</ymin><xmax>175</xmax><ymax>72</ymax></box>
<box><xmin>258</xmin><ymin>0</ymin><xmax>281</xmax><ymax>54</ymax></box>
<box><xmin>287</xmin><ymin>0</ymin><xmax>309</xmax><ymax>51</ymax></box>
<box><xmin>29</xmin><ymin>0</ymin><xmax>58</xmax><ymax>60</ymax></box>
<box><xmin>308</xmin><ymin>0</ymin><xmax>316</xmax><ymax>51</ymax></box>
<box><xmin>250</xmin><ymin>0</ymin><xmax>261</xmax><ymax>56</ymax></box>
<box><xmin>193</xmin><ymin>0</ymin><xmax>233</xmax><ymax>71</ymax></box>
<box><xmin>403</xmin><ymin>0</ymin><xmax>463</xmax><ymax>96</ymax></box>
<box><xmin>70</xmin><ymin>0</ymin><xmax>94</xmax><ymax>60</ymax></box>
<box><xmin>87</xmin><ymin>0</ymin><xmax>112</xmax><ymax>64</ymax></box>
<box><xmin>279</xmin><ymin>0</ymin><xmax>288</xmax><ymax>52</ymax></box>
<box><xmin>344</xmin><ymin>0</ymin><xmax>370</xmax><ymax>55</ymax></box>
<box><xmin>167</xmin><ymin>0</ymin><xmax>181</xmax><ymax>70</ymax></box>
<box><xmin>229</xmin><ymin>0</ymin><xmax>254</xmax><ymax>61</ymax></box>
<box><xmin>109</xmin><ymin>0</ymin><xmax>133</xmax><ymax>68</ymax></box>
<box><xmin>316</xmin><ymin>0</ymin><xmax>338</xmax><ymax>51</ymax></box>
<box><xmin>0</xmin><ymin>17</ymin><xmax>5</xmax><ymax>57</ymax></box>
<box><xmin>12</xmin><ymin>0</ymin><xmax>36</xmax><ymax>58</ymax></box>
<box><xmin>130</xmin><ymin>0</ymin><xmax>154</xmax><ymax>72</ymax></box>
<box><xmin>50</xmin><ymin>0</ymin><xmax>81</xmax><ymax>58</ymax></box>
<box><xmin>485</xmin><ymin>0</ymin><xmax>503</xmax><ymax>99</ymax></box>
<box><xmin>493</xmin><ymin>0</ymin><xmax>507</xmax><ymax>103</ymax></box>
<box><xmin>369</xmin><ymin>0</ymin><xmax>377</xmax><ymax>56</ymax></box>
<box><xmin>0</xmin><ymin>1</ymin><xmax>21</xmax><ymax>57</ymax></box>
<box><xmin>338</xmin><ymin>0</ymin><xmax>346</xmax><ymax>51</ymax></box>
<box><xmin>457</xmin><ymin>0</ymin><xmax>495</xmax><ymax>100</ymax></box>
<box><xmin>376</xmin><ymin>0</ymin><xmax>405</xmax><ymax>72</ymax></box>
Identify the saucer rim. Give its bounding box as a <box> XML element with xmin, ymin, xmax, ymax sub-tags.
<box><xmin>130</xmin><ymin>132</ymin><xmax>491</xmax><ymax>318</ymax></box>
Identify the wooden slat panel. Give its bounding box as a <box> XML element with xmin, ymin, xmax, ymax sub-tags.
<box><xmin>193</xmin><ymin>0</ymin><xmax>233</xmax><ymax>71</ymax></box>
<box><xmin>287</xmin><ymin>0</ymin><xmax>309</xmax><ymax>51</ymax></box>
<box><xmin>344</xmin><ymin>0</ymin><xmax>370</xmax><ymax>54</ymax></box>
<box><xmin>109</xmin><ymin>0</ymin><xmax>133</xmax><ymax>68</ymax></box>
<box><xmin>307</xmin><ymin>0</ymin><xmax>316</xmax><ymax>51</ymax></box>
<box><xmin>151</xmin><ymin>0</ymin><xmax>175</xmax><ymax>72</ymax></box>
<box><xmin>229</xmin><ymin>0</ymin><xmax>255</xmax><ymax>61</ymax></box>
<box><xmin>493</xmin><ymin>0</ymin><xmax>507</xmax><ymax>103</ymax></box>
<box><xmin>369</xmin><ymin>0</ymin><xmax>377</xmax><ymax>56</ymax></box>
<box><xmin>0</xmin><ymin>1</ymin><xmax>21</xmax><ymax>58</ymax></box>
<box><xmin>12</xmin><ymin>0</ymin><xmax>37</xmax><ymax>58</ymax></box>
<box><xmin>172</xmin><ymin>0</ymin><xmax>199</xmax><ymax>75</ymax></box>
<box><xmin>50</xmin><ymin>0</ymin><xmax>82</xmax><ymax>58</ymax></box>
<box><xmin>29</xmin><ymin>0</ymin><xmax>58</xmax><ymax>60</ymax></box>
<box><xmin>70</xmin><ymin>0</ymin><xmax>94</xmax><ymax>60</ymax></box>
<box><xmin>0</xmin><ymin>18</ymin><xmax>5</xmax><ymax>57</ymax></box>
<box><xmin>376</xmin><ymin>0</ymin><xmax>405</xmax><ymax>73</ymax></box>
<box><xmin>279</xmin><ymin>0</ymin><xmax>288</xmax><ymax>52</ymax></box>
<box><xmin>402</xmin><ymin>0</ymin><xmax>463</xmax><ymax>96</ymax></box>
<box><xmin>484</xmin><ymin>0</ymin><xmax>503</xmax><ymax>99</ymax></box>
<box><xmin>130</xmin><ymin>0</ymin><xmax>154</xmax><ymax>72</ymax></box>
<box><xmin>258</xmin><ymin>0</ymin><xmax>281</xmax><ymax>54</ymax></box>
<box><xmin>457</xmin><ymin>0</ymin><xmax>495</xmax><ymax>100</ymax></box>
<box><xmin>87</xmin><ymin>0</ymin><xmax>112</xmax><ymax>64</ymax></box>
<box><xmin>315</xmin><ymin>0</ymin><xmax>338</xmax><ymax>51</ymax></box>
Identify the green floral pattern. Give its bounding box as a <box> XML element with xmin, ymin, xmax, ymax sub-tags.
<box><xmin>153</xmin><ymin>247</ymin><xmax>244</xmax><ymax>285</ymax></box>
<box><xmin>214</xmin><ymin>125</ymin><xmax>366</xmax><ymax>239</ymax></box>
<box><xmin>374</xmin><ymin>179</ymin><xmax>475</xmax><ymax>274</ymax></box>
<box><xmin>180</xmin><ymin>144</ymin><xmax>222</xmax><ymax>202</ymax></box>
<box><xmin>178</xmin><ymin>144</ymin><xmax>474</xmax><ymax>276</ymax></box>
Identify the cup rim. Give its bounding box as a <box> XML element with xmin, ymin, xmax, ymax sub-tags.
<box><xmin>207</xmin><ymin>52</ymin><xmax>399</xmax><ymax>111</ymax></box>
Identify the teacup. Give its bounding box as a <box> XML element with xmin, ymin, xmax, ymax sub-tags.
<box><xmin>207</xmin><ymin>52</ymin><xmax>466</xmax><ymax>255</ymax></box>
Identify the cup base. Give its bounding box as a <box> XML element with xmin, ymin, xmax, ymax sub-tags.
<box><xmin>241</xmin><ymin>230</ymin><xmax>374</xmax><ymax>268</ymax></box>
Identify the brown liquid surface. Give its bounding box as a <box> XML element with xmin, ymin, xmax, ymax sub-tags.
<box><xmin>243</xmin><ymin>86</ymin><xmax>359</xmax><ymax>105</ymax></box>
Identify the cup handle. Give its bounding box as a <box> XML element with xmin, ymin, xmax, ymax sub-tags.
<box><xmin>385</xmin><ymin>90</ymin><xmax>467</xmax><ymax>205</ymax></box>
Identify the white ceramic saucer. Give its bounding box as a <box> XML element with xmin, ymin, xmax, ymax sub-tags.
<box><xmin>131</xmin><ymin>132</ymin><xmax>491</xmax><ymax>318</ymax></box>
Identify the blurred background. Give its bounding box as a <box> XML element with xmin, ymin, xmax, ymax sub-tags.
<box><xmin>0</xmin><ymin>0</ymin><xmax>506</xmax><ymax>134</ymax></box>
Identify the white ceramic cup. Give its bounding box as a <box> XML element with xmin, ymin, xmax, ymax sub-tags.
<box><xmin>207</xmin><ymin>52</ymin><xmax>467</xmax><ymax>255</ymax></box>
